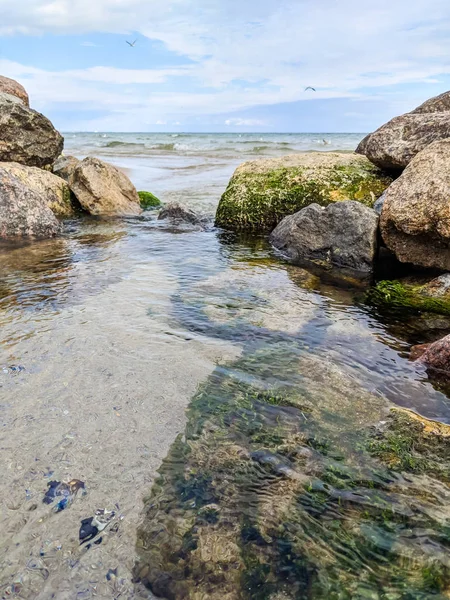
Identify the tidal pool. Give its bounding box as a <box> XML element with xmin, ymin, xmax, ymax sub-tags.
<box><xmin>0</xmin><ymin>215</ymin><xmax>449</xmax><ymax>599</ymax></box>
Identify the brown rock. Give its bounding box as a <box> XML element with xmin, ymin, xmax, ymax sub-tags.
<box><xmin>411</xmin><ymin>91</ymin><xmax>450</xmax><ymax>114</ymax></box>
<box><xmin>357</xmin><ymin>90</ymin><xmax>450</xmax><ymax>171</ymax></box>
<box><xmin>0</xmin><ymin>162</ymin><xmax>75</xmax><ymax>218</ymax></box>
<box><xmin>69</xmin><ymin>157</ymin><xmax>142</xmax><ymax>216</ymax></box>
<box><xmin>0</xmin><ymin>166</ymin><xmax>62</xmax><ymax>238</ymax></box>
<box><xmin>380</xmin><ymin>140</ymin><xmax>450</xmax><ymax>270</ymax></box>
<box><xmin>0</xmin><ymin>75</ymin><xmax>29</xmax><ymax>106</ymax></box>
<box><xmin>0</xmin><ymin>93</ymin><xmax>63</xmax><ymax>168</ymax></box>
<box><xmin>416</xmin><ymin>334</ymin><xmax>450</xmax><ymax>377</ymax></box>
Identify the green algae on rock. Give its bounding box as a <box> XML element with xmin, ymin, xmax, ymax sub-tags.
<box><xmin>138</xmin><ymin>190</ymin><xmax>161</xmax><ymax>209</ymax></box>
<box><xmin>367</xmin><ymin>407</ymin><xmax>450</xmax><ymax>480</ymax></box>
<box><xmin>215</xmin><ymin>153</ymin><xmax>392</xmax><ymax>233</ymax></box>
<box><xmin>136</xmin><ymin>346</ymin><xmax>450</xmax><ymax>599</ymax></box>
<box><xmin>366</xmin><ymin>279</ymin><xmax>450</xmax><ymax>316</ymax></box>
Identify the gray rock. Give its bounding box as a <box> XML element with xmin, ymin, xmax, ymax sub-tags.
<box><xmin>270</xmin><ymin>201</ymin><xmax>379</xmax><ymax>272</ymax></box>
<box><xmin>53</xmin><ymin>155</ymin><xmax>80</xmax><ymax>182</ymax></box>
<box><xmin>0</xmin><ymin>93</ymin><xmax>63</xmax><ymax>168</ymax></box>
<box><xmin>380</xmin><ymin>139</ymin><xmax>450</xmax><ymax>270</ymax></box>
<box><xmin>69</xmin><ymin>157</ymin><xmax>142</xmax><ymax>216</ymax></box>
<box><xmin>0</xmin><ymin>162</ymin><xmax>75</xmax><ymax>218</ymax></box>
<box><xmin>357</xmin><ymin>90</ymin><xmax>450</xmax><ymax>171</ymax></box>
<box><xmin>0</xmin><ymin>166</ymin><xmax>62</xmax><ymax>238</ymax></box>
<box><xmin>0</xmin><ymin>75</ymin><xmax>29</xmax><ymax>106</ymax></box>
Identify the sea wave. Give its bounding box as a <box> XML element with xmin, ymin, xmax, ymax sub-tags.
<box><xmin>105</xmin><ymin>141</ymin><xmax>146</xmax><ymax>148</ymax></box>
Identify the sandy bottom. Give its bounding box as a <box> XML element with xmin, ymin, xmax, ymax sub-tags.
<box><xmin>0</xmin><ymin>253</ymin><xmax>240</xmax><ymax>599</ymax></box>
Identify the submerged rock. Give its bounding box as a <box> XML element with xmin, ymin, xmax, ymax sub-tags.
<box><xmin>0</xmin><ymin>165</ymin><xmax>62</xmax><ymax>238</ymax></box>
<box><xmin>0</xmin><ymin>75</ymin><xmax>29</xmax><ymax>106</ymax></box>
<box><xmin>68</xmin><ymin>157</ymin><xmax>142</xmax><ymax>216</ymax></box>
<box><xmin>368</xmin><ymin>407</ymin><xmax>450</xmax><ymax>478</ymax></box>
<box><xmin>270</xmin><ymin>201</ymin><xmax>379</xmax><ymax>273</ymax></box>
<box><xmin>215</xmin><ymin>153</ymin><xmax>392</xmax><ymax>233</ymax></box>
<box><xmin>0</xmin><ymin>93</ymin><xmax>63</xmax><ymax>168</ymax></box>
<box><xmin>357</xmin><ymin>90</ymin><xmax>450</xmax><ymax>171</ymax></box>
<box><xmin>158</xmin><ymin>202</ymin><xmax>206</xmax><ymax>226</ymax></box>
<box><xmin>379</xmin><ymin>140</ymin><xmax>450</xmax><ymax>270</ymax></box>
<box><xmin>0</xmin><ymin>162</ymin><xmax>75</xmax><ymax>218</ymax></box>
<box><xmin>53</xmin><ymin>155</ymin><xmax>80</xmax><ymax>182</ymax></box>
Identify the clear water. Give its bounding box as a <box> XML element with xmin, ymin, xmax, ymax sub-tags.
<box><xmin>1</xmin><ymin>135</ymin><xmax>450</xmax><ymax>599</ymax></box>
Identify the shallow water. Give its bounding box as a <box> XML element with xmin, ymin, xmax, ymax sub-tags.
<box><xmin>1</xmin><ymin>135</ymin><xmax>450</xmax><ymax>598</ymax></box>
<box><xmin>1</xmin><ymin>213</ymin><xmax>450</xmax><ymax>599</ymax></box>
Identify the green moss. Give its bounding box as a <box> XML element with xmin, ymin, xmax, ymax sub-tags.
<box><xmin>138</xmin><ymin>190</ymin><xmax>161</xmax><ymax>209</ymax></box>
<box><xmin>366</xmin><ymin>280</ymin><xmax>450</xmax><ymax>316</ymax></box>
<box><xmin>215</xmin><ymin>161</ymin><xmax>392</xmax><ymax>233</ymax></box>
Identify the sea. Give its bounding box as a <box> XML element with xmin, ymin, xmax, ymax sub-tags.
<box><xmin>63</xmin><ymin>132</ymin><xmax>365</xmax><ymax>213</ymax></box>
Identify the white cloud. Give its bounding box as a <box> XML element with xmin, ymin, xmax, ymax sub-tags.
<box><xmin>0</xmin><ymin>0</ymin><xmax>450</xmax><ymax>129</ymax></box>
<box><xmin>225</xmin><ymin>118</ymin><xmax>267</xmax><ymax>127</ymax></box>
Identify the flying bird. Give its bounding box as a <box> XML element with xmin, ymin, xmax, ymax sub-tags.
<box><xmin>126</xmin><ymin>40</ymin><xmax>137</xmax><ymax>47</ymax></box>
<box><xmin>305</xmin><ymin>87</ymin><xmax>316</xmax><ymax>92</ymax></box>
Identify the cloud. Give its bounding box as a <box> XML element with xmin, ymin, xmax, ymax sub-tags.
<box><xmin>225</xmin><ymin>118</ymin><xmax>267</xmax><ymax>127</ymax></box>
<box><xmin>1</xmin><ymin>0</ymin><xmax>450</xmax><ymax>129</ymax></box>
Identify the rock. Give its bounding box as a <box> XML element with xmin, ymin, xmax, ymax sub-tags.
<box><xmin>0</xmin><ymin>162</ymin><xmax>75</xmax><ymax>218</ymax></box>
<box><xmin>138</xmin><ymin>190</ymin><xmax>161</xmax><ymax>209</ymax></box>
<box><xmin>53</xmin><ymin>155</ymin><xmax>80</xmax><ymax>182</ymax></box>
<box><xmin>379</xmin><ymin>140</ymin><xmax>450</xmax><ymax>270</ymax></box>
<box><xmin>0</xmin><ymin>93</ymin><xmax>63</xmax><ymax>168</ymax></box>
<box><xmin>158</xmin><ymin>202</ymin><xmax>205</xmax><ymax>226</ymax></box>
<box><xmin>0</xmin><ymin>166</ymin><xmax>62</xmax><ymax>238</ymax></box>
<box><xmin>366</xmin><ymin>279</ymin><xmax>450</xmax><ymax>317</ymax></box>
<box><xmin>373</xmin><ymin>192</ymin><xmax>386</xmax><ymax>216</ymax></box>
<box><xmin>420</xmin><ymin>273</ymin><xmax>450</xmax><ymax>298</ymax></box>
<box><xmin>411</xmin><ymin>91</ymin><xmax>450</xmax><ymax>114</ymax></box>
<box><xmin>415</xmin><ymin>335</ymin><xmax>450</xmax><ymax>378</ymax></box>
<box><xmin>356</xmin><ymin>91</ymin><xmax>450</xmax><ymax>171</ymax></box>
<box><xmin>215</xmin><ymin>153</ymin><xmax>392</xmax><ymax>233</ymax></box>
<box><xmin>68</xmin><ymin>157</ymin><xmax>142</xmax><ymax>216</ymax></box>
<box><xmin>270</xmin><ymin>201</ymin><xmax>379</xmax><ymax>272</ymax></box>
<box><xmin>0</xmin><ymin>75</ymin><xmax>29</xmax><ymax>106</ymax></box>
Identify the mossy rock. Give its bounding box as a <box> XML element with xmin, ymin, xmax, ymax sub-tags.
<box><xmin>215</xmin><ymin>153</ymin><xmax>393</xmax><ymax>233</ymax></box>
<box><xmin>138</xmin><ymin>190</ymin><xmax>161</xmax><ymax>209</ymax></box>
<box><xmin>366</xmin><ymin>279</ymin><xmax>450</xmax><ymax>316</ymax></box>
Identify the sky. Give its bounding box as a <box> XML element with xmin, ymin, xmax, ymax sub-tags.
<box><xmin>0</xmin><ymin>0</ymin><xmax>449</xmax><ymax>132</ymax></box>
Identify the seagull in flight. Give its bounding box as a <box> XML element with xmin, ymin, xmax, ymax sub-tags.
<box><xmin>305</xmin><ymin>87</ymin><xmax>316</xmax><ymax>92</ymax></box>
<box><xmin>126</xmin><ymin>39</ymin><xmax>137</xmax><ymax>47</ymax></box>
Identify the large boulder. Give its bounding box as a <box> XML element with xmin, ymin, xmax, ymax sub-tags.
<box><xmin>0</xmin><ymin>75</ymin><xmax>29</xmax><ymax>106</ymax></box>
<box><xmin>68</xmin><ymin>157</ymin><xmax>142</xmax><ymax>216</ymax></box>
<box><xmin>380</xmin><ymin>139</ymin><xmax>450</xmax><ymax>270</ymax></box>
<box><xmin>215</xmin><ymin>153</ymin><xmax>392</xmax><ymax>233</ymax></box>
<box><xmin>0</xmin><ymin>166</ymin><xmax>61</xmax><ymax>238</ymax></box>
<box><xmin>0</xmin><ymin>162</ymin><xmax>75</xmax><ymax>218</ymax></box>
<box><xmin>270</xmin><ymin>201</ymin><xmax>379</xmax><ymax>272</ymax></box>
<box><xmin>53</xmin><ymin>155</ymin><xmax>80</xmax><ymax>182</ymax></box>
<box><xmin>357</xmin><ymin>91</ymin><xmax>450</xmax><ymax>171</ymax></box>
<box><xmin>0</xmin><ymin>93</ymin><xmax>63</xmax><ymax>168</ymax></box>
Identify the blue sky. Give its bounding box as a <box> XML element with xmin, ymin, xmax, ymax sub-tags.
<box><xmin>0</xmin><ymin>0</ymin><xmax>449</xmax><ymax>132</ymax></box>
